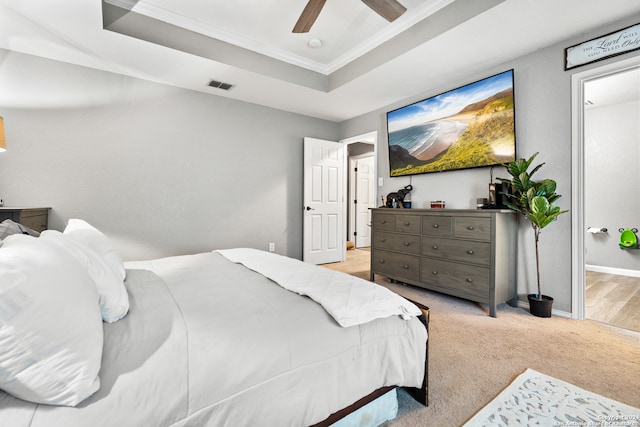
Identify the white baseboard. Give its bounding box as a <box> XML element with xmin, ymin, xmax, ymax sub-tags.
<box><xmin>516</xmin><ymin>300</ymin><xmax>572</xmax><ymax>318</ymax></box>
<box><xmin>585</xmin><ymin>264</ymin><xmax>640</xmax><ymax>278</ymax></box>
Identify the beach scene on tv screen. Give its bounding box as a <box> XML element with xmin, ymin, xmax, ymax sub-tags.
<box><xmin>387</xmin><ymin>70</ymin><xmax>516</xmax><ymax>176</ymax></box>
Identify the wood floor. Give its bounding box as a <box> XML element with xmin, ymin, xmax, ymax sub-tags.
<box><xmin>586</xmin><ymin>270</ymin><xmax>640</xmax><ymax>332</ymax></box>
<box><xmin>326</xmin><ymin>249</ymin><xmax>640</xmax><ymax>333</ymax></box>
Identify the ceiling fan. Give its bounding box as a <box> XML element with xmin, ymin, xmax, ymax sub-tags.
<box><xmin>292</xmin><ymin>0</ymin><xmax>407</xmax><ymax>33</ymax></box>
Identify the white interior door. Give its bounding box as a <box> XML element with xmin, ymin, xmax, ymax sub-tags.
<box><xmin>303</xmin><ymin>137</ymin><xmax>345</xmax><ymax>264</ymax></box>
<box><xmin>355</xmin><ymin>156</ymin><xmax>375</xmax><ymax>248</ymax></box>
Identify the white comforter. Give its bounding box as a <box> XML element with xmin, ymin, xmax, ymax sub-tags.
<box><xmin>0</xmin><ymin>251</ymin><xmax>426</xmax><ymax>427</ymax></box>
<box><xmin>217</xmin><ymin>248</ymin><xmax>422</xmax><ymax>327</ymax></box>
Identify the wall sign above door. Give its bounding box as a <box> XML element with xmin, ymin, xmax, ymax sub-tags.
<box><xmin>565</xmin><ymin>23</ymin><xmax>640</xmax><ymax>70</ymax></box>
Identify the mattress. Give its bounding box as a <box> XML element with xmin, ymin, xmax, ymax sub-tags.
<box><xmin>0</xmin><ymin>251</ymin><xmax>426</xmax><ymax>426</ymax></box>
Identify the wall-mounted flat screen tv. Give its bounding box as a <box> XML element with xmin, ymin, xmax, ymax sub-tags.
<box><xmin>386</xmin><ymin>69</ymin><xmax>516</xmax><ymax>177</ymax></box>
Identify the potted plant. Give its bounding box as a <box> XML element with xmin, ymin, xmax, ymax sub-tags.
<box><xmin>498</xmin><ymin>152</ymin><xmax>569</xmax><ymax>317</ymax></box>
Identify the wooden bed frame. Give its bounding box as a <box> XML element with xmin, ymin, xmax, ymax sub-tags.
<box><xmin>311</xmin><ymin>301</ymin><xmax>429</xmax><ymax>427</ymax></box>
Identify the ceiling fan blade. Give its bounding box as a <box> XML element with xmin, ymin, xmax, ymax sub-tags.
<box><xmin>293</xmin><ymin>0</ymin><xmax>327</xmax><ymax>33</ymax></box>
<box><xmin>361</xmin><ymin>0</ymin><xmax>407</xmax><ymax>22</ymax></box>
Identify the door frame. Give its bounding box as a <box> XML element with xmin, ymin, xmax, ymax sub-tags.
<box><xmin>341</xmin><ymin>131</ymin><xmax>378</xmax><ymax>252</ymax></box>
<box><xmin>570</xmin><ymin>55</ymin><xmax>640</xmax><ymax>320</ymax></box>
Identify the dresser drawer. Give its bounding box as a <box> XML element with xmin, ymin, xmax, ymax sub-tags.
<box><xmin>372</xmin><ymin>250</ymin><xmax>420</xmax><ymax>282</ymax></box>
<box><xmin>395</xmin><ymin>215</ymin><xmax>421</xmax><ymax>234</ymax></box>
<box><xmin>422</xmin><ymin>216</ymin><xmax>452</xmax><ymax>237</ymax></box>
<box><xmin>374</xmin><ymin>231</ymin><xmax>420</xmax><ymax>255</ymax></box>
<box><xmin>421</xmin><ymin>258</ymin><xmax>490</xmax><ymax>300</ymax></box>
<box><xmin>370</xmin><ymin>208</ymin><xmax>516</xmax><ymax>317</ymax></box>
<box><xmin>372</xmin><ymin>213</ymin><xmax>395</xmax><ymax>231</ymax></box>
<box><xmin>454</xmin><ymin>217</ymin><xmax>491</xmax><ymax>241</ymax></box>
<box><xmin>422</xmin><ymin>237</ymin><xmax>491</xmax><ymax>266</ymax></box>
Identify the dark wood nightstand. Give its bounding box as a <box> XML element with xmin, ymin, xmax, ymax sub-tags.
<box><xmin>0</xmin><ymin>207</ymin><xmax>50</xmax><ymax>232</ymax></box>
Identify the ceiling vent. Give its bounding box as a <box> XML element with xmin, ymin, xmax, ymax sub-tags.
<box><xmin>208</xmin><ymin>79</ymin><xmax>234</xmax><ymax>91</ymax></box>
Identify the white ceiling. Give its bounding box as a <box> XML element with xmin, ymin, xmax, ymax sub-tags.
<box><xmin>117</xmin><ymin>0</ymin><xmax>452</xmax><ymax>74</ymax></box>
<box><xmin>585</xmin><ymin>67</ymin><xmax>640</xmax><ymax>109</ymax></box>
<box><xmin>1</xmin><ymin>0</ymin><xmax>640</xmax><ymax>122</ymax></box>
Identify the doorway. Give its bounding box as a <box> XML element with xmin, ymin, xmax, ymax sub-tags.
<box><xmin>571</xmin><ymin>56</ymin><xmax>640</xmax><ymax>331</ymax></box>
<box><xmin>341</xmin><ymin>131</ymin><xmax>377</xmax><ymax>270</ymax></box>
<box><xmin>349</xmin><ymin>153</ymin><xmax>375</xmax><ymax>248</ymax></box>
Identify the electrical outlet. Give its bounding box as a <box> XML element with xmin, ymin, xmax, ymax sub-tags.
<box><xmin>269</xmin><ymin>242</ymin><xmax>275</xmax><ymax>252</ymax></box>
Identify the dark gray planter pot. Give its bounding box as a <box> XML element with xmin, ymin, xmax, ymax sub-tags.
<box><xmin>528</xmin><ymin>294</ymin><xmax>553</xmax><ymax>317</ymax></box>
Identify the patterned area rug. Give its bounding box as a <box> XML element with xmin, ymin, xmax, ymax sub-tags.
<box><xmin>463</xmin><ymin>368</ymin><xmax>640</xmax><ymax>426</ymax></box>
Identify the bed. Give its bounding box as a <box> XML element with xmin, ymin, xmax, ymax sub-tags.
<box><xmin>0</xmin><ymin>220</ymin><xmax>428</xmax><ymax>426</ymax></box>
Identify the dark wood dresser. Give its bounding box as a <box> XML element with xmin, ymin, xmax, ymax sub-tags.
<box><xmin>370</xmin><ymin>208</ymin><xmax>517</xmax><ymax>317</ymax></box>
<box><xmin>0</xmin><ymin>207</ymin><xmax>50</xmax><ymax>232</ymax></box>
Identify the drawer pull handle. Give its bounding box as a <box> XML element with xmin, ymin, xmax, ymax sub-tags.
<box><xmin>403</xmin><ymin>265</ymin><xmax>409</xmax><ymax>269</ymax></box>
<box><xmin>467</xmin><ymin>226</ymin><xmax>475</xmax><ymax>230</ymax></box>
<box><xmin>432</xmin><ymin>246</ymin><xmax>438</xmax><ymax>250</ymax></box>
<box><xmin>431</xmin><ymin>271</ymin><xmax>438</xmax><ymax>275</ymax></box>
<box><xmin>466</xmin><ymin>278</ymin><xmax>473</xmax><ymax>283</ymax></box>
<box><xmin>432</xmin><ymin>224</ymin><xmax>439</xmax><ymax>229</ymax></box>
<box><xmin>467</xmin><ymin>250</ymin><xmax>474</xmax><ymax>255</ymax></box>
<box><xmin>403</xmin><ymin>242</ymin><xmax>410</xmax><ymax>246</ymax></box>
<box><xmin>381</xmin><ymin>220</ymin><xmax>386</xmax><ymax>224</ymax></box>
<box><xmin>379</xmin><ymin>259</ymin><xmax>385</xmax><ymax>264</ymax></box>
<box><xmin>404</xmin><ymin>222</ymin><xmax>410</xmax><ymax>226</ymax></box>
<box><xmin>381</xmin><ymin>238</ymin><xmax>386</xmax><ymax>242</ymax></box>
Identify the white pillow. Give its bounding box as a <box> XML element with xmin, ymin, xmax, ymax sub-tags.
<box><xmin>41</xmin><ymin>230</ymin><xmax>129</xmax><ymax>323</ymax></box>
<box><xmin>0</xmin><ymin>234</ymin><xmax>103</xmax><ymax>406</ymax></box>
<box><xmin>0</xmin><ymin>219</ymin><xmax>40</xmax><ymax>239</ymax></box>
<box><xmin>64</xmin><ymin>219</ymin><xmax>126</xmax><ymax>281</ymax></box>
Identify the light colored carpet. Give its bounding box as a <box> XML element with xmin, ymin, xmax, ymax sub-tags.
<box><xmin>376</xmin><ymin>281</ymin><xmax>640</xmax><ymax>426</ymax></box>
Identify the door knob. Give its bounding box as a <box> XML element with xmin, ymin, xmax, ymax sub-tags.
<box><xmin>305</xmin><ymin>206</ymin><xmax>314</xmax><ymax>211</ymax></box>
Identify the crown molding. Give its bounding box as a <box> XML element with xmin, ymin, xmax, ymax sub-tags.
<box><xmin>325</xmin><ymin>0</ymin><xmax>454</xmax><ymax>73</ymax></box>
<box><xmin>104</xmin><ymin>0</ymin><xmax>329</xmax><ymax>73</ymax></box>
<box><xmin>104</xmin><ymin>0</ymin><xmax>453</xmax><ymax>76</ymax></box>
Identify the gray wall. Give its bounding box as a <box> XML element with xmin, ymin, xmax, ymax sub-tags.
<box><xmin>0</xmin><ymin>49</ymin><xmax>339</xmax><ymax>260</ymax></box>
<box><xmin>3</xmin><ymin>13</ymin><xmax>640</xmax><ymax>313</ymax></box>
<box><xmin>585</xmin><ymin>99</ymin><xmax>640</xmax><ymax>271</ymax></box>
<box><xmin>340</xmin><ymin>14</ymin><xmax>640</xmax><ymax>313</ymax></box>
